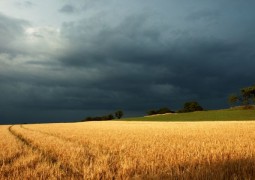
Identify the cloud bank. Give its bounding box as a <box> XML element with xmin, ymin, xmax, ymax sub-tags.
<box><xmin>0</xmin><ymin>0</ymin><xmax>255</xmax><ymax>123</ymax></box>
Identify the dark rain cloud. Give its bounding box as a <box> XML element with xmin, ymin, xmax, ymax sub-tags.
<box><xmin>1</xmin><ymin>1</ymin><xmax>255</xmax><ymax>124</ymax></box>
<box><xmin>0</xmin><ymin>13</ymin><xmax>28</xmax><ymax>54</ymax></box>
<box><xmin>57</xmin><ymin>8</ymin><xmax>255</xmax><ymax>112</ymax></box>
<box><xmin>186</xmin><ymin>9</ymin><xmax>220</xmax><ymax>22</ymax></box>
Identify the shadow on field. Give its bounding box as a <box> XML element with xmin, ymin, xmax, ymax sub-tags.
<box><xmin>152</xmin><ymin>158</ymin><xmax>255</xmax><ymax>180</ymax></box>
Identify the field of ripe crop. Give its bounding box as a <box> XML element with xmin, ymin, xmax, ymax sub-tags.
<box><xmin>0</xmin><ymin>125</ymin><xmax>74</xmax><ymax>179</ymax></box>
<box><xmin>1</xmin><ymin>121</ymin><xmax>255</xmax><ymax>179</ymax></box>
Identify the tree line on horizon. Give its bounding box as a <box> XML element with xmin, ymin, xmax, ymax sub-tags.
<box><xmin>82</xmin><ymin>101</ymin><xmax>204</xmax><ymax>121</ymax></box>
<box><xmin>83</xmin><ymin>110</ymin><xmax>124</xmax><ymax>121</ymax></box>
<box><xmin>82</xmin><ymin>84</ymin><xmax>255</xmax><ymax>121</ymax></box>
<box><xmin>147</xmin><ymin>101</ymin><xmax>204</xmax><ymax>116</ymax></box>
<box><xmin>228</xmin><ymin>84</ymin><xmax>255</xmax><ymax>108</ymax></box>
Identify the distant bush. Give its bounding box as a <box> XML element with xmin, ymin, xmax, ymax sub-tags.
<box><xmin>115</xmin><ymin>110</ymin><xmax>124</xmax><ymax>119</ymax></box>
<box><xmin>176</xmin><ymin>109</ymin><xmax>185</xmax><ymax>113</ymax></box>
<box><xmin>228</xmin><ymin>94</ymin><xmax>239</xmax><ymax>107</ymax></box>
<box><xmin>178</xmin><ymin>101</ymin><xmax>204</xmax><ymax>113</ymax></box>
<box><xmin>148</xmin><ymin>110</ymin><xmax>157</xmax><ymax>115</ymax></box>
<box><xmin>228</xmin><ymin>84</ymin><xmax>255</xmax><ymax>107</ymax></box>
<box><xmin>147</xmin><ymin>107</ymin><xmax>174</xmax><ymax>115</ymax></box>
<box><xmin>83</xmin><ymin>114</ymin><xmax>115</xmax><ymax>121</ymax></box>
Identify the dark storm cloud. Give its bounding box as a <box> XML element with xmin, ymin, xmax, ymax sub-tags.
<box><xmin>59</xmin><ymin>4</ymin><xmax>76</xmax><ymax>14</ymax></box>
<box><xmin>57</xmin><ymin>8</ymin><xmax>255</xmax><ymax>114</ymax></box>
<box><xmin>186</xmin><ymin>9</ymin><xmax>220</xmax><ymax>22</ymax></box>
<box><xmin>1</xmin><ymin>1</ymin><xmax>255</xmax><ymax>124</ymax></box>
<box><xmin>0</xmin><ymin>13</ymin><xmax>28</xmax><ymax>54</ymax></box>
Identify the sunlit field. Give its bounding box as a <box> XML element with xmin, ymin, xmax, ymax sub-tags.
<box><xmin>1</xmin><ymin>121</ymin><xmax>255</xmax><ymax>179</ymax></box>
<box><xmin>127</xmin><ymin>109</ymin><xmax>255</xmax><ymax>121</ymax></box>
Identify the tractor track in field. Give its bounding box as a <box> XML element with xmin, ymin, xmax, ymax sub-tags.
<box><xmin>0</xmin><ymin>152</ymin><xmax>24</xmax><ymax>166</ymax></box>
<box><xmin>8</xmin><ymin>125</ymin><xmax>84</xmax><ymax>179</ymax></box>
<box><xmin>20</xmin><ymin>125</ymin><xmax>99</xmax><ymax>163</ymax></box>
<box><xmin>20</xmin><ymin>125</ymin><xmax>75</xmax><ymax>144</ymax></box>
<box><xmin>0</xmin><ymin>127</ymin><xmax>27</xmax><ymax>167</ymax></box>
<box><xmin>20</xmin><ymin>125</ymin><xmax>99</xmax><ymax>153</ymax></box>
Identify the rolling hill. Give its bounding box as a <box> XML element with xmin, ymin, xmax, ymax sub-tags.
<box><xmin>124</xmin><ymin>109</ymin><xmax>255</xmax><ymax>122</ymax></box>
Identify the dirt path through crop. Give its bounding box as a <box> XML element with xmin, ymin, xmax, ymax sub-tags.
<box><xmin>0</xmin><ymin>152</ymin><xmax>24</xmax><ymax>166</ymax></box>
<box><xmin>8</xmin><ymin>125</ymin><xmax>84</xmax><ymax>179</ymax></box>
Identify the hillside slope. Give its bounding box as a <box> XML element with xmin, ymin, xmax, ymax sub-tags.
<box><xmin>125</xmin><ymin>109</ymin><xmax>255</xmax><ymax>121</ymax></box>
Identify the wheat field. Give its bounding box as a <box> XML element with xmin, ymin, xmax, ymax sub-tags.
<box><xmin>1</xmin><ymin>121</ymin><xmax>255</xmax><ymax>179</ymax></box>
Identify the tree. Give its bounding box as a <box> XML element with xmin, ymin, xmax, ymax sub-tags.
<box><xmin>241</xmin><ymin>85</ymin><xmax>255</xmax><ymax>105</ymax></box>
<box><xmin>182</xmin><ymin>101</ymin><xmax>203</xmax><ymax>112</ymax></box>
<box><xmin>157</xmin><ymin>107</ymin><xmax>173</xmax><ymax>114</ymax></box>
<box><xmin>83</xmin><ymin>113</ymin><xmax>115</xmax><ymax>121</ymax></box>
<box><xmin>227</xmin><ymin>84</ymin><xmax>255</xmax><ymax>109</ymax></box>
<box><xmin>147</xmin><ymin>110</ymin><xmax>157</xmax><ymax>115</ymax></box>
<box><xmin>85</xmin><ymin>117</ymin><xmax>92</xmax><ymax>121</ymax></box>
<box><xmin>115</xmin><ymin>110</ymin><xmax>123</xmax><ymax>119</ymax></box>
<box><xmin>147</xmin><ymin>107</ymin><xmax>174</xmax><ymax>115</ymax></box>
<box><xmin>228</xmin><ymin>94</ymin><xmax>239</xmax><ymax>107</ymax></box>
<box><xmin>106</xmin><ymin>114</ymin><xmax>115</xmax><ymax>120</ymax></box>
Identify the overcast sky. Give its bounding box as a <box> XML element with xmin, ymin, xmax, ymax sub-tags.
<box><xmin>1</xmin><ymin>0</ymin><xmax>255</xmax><ymax>124</ymax></box>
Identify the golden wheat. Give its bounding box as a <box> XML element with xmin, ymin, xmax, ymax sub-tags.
<box><xmin>1</xmin><ymin>121</ymin><xmax>255</xmax><ymax>179</ymax></box>
<box><xmin>1</xmin><ymin>125</ymin><xmax>80</xmax><ymax>179</ymax></box>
